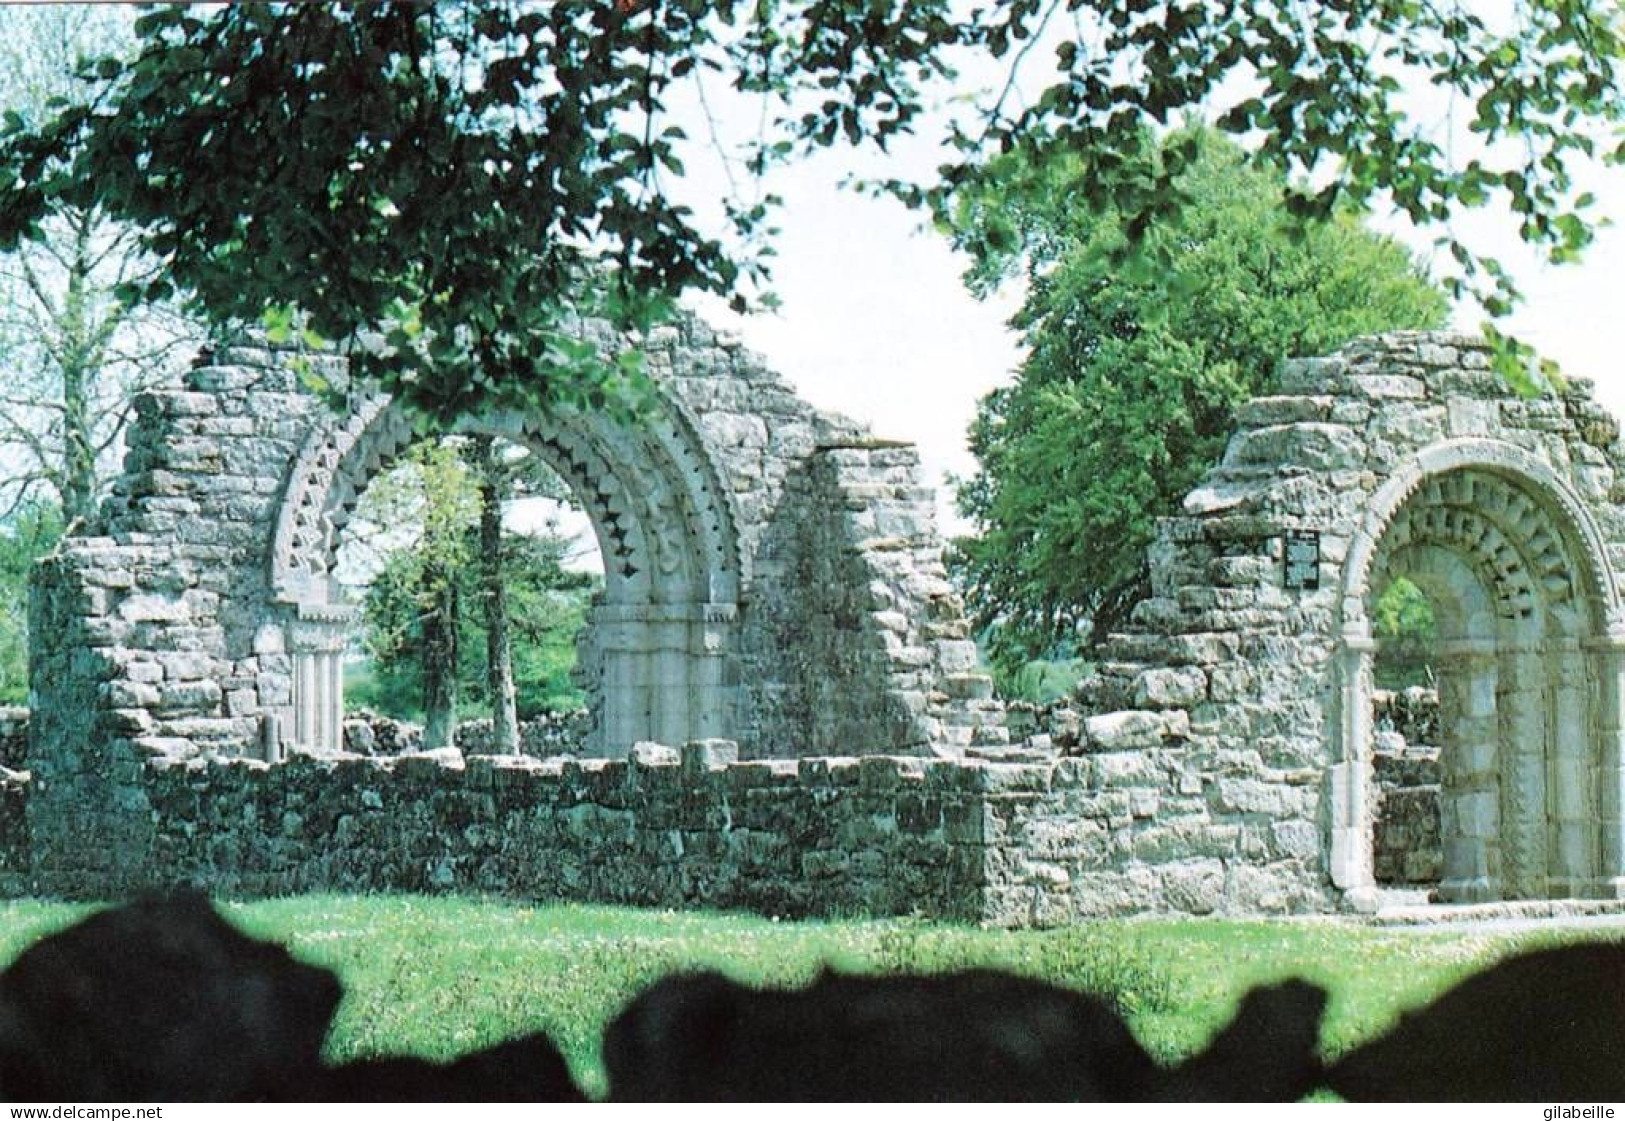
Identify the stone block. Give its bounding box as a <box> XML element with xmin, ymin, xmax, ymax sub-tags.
<box><xmin>1160</xmin><ymin>861</ymin><xmax>1226</xmax><ymax>914</ymax></box>
<box><xmin>117</xmin><ymin>594</ymin><xmax>191</xmax><ymax>623</ymax></box>
<box><xmin>1234</xmin><ymin>395</ymin><xmax>1334</xmax><ymax>427</ymax></box>
<box><xmin>681</xmin><ymin>739</ymin><xmax>739</xmax><ymax>777</ymax></box>
<box><xmin>109</xmin><ymin>708</ymin><xmax>155</xmax><ymax>735</ymax></box>
<box><xmin>1230</xmin><ymin>863</ymin><xmax>1294</xmax><ymax>912</ymax></box>
<box><xmin>255</xmin><ymin>673</ymin><xmax>292</xmax><ymax>706</ymax></box>
<box><xmin>1270</xmin><ymin>820</ymin><xmax>1320</xmax><ymax>860</ymax></box>
<box><xmin>125</xmin><ymin>661</ymin><xmax>164</xmax><ymax>684</ymax></box>
<box><xmin>252</xmin><ymin>624</ymin><xmax>285</xmax><ymax>655</ymax></box>
<box><xmin>1276</xmin><ymin>356</ymin><xmax>1348</xmax><ymax>393</ymax></box>
<box><xmin>1348</xmin><ymin>374</ymin><xmax>1426</xmax><ymax>399</ymax></box>
<box><xmin>1133</xmin><ymin>666</ymin><xmax>1207</xmax><ymax>708</ymax></box>
<box><xmin>1083</xmin><ymin>710</ymin><xmax>1188</xmax><ymax>751</ymax></box>
<box><xmin>1223</xmin><ymin>423</ymin><xmax>1365</xmax><ymax>471</ymax></box>
<box><xmin>941</xmin><ymin>673</ymin><xmax>993</xmax><ymax>701</ymax></box>
<box><xmin>399</xmin><ymin>747</ymin><xmax>465</xmax><ymax>774</ymax></box>
<box><xmin>1215</xmin><ymin>777</ymin><xmax>1297</xmax><ymax>815</ymax></box>
<box><xmin>629</xmin><ymin>742</ymin><xmax>679</xmax><ymax>767</ymax></box>
<box><xmin>160</xmin><ymin>680</ymin><xmax>223</xmax><ymax>711</ymax></box>
<box><xmin>157</xmin><ymin>653</ymin><xmax>216</xmax><ymax>681</ymax></box>
<box><xmin>225</xmin><ymin>688</ymin><xmax>259</xmax><ymax>717</ymax></box>
<box><xmin>1089</xmin><ymin>751</ymin><xmax>1161</xmax><ymax>789</ymax></box>
<box><xmin>133</xmin><ymin>736</ymin><xmax>194</xmax><ymax>760</ymax></box>
<box><xmin>934</xmin><ymin>640</ymin><xmax>979</xmax><ymax>672</ymax></box>
<box><xmin>1447</xmin><ymin>397</ymin><xmax>1500</xmax><ymax>437</ymax></box>
<box><xmin>103</xmin><ymin>680</ymin><xmax>161</xmax><ymax>708</ymax></box>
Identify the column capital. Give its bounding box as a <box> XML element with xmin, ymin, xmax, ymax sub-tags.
<box><xmin>1340</xmin><ymin>617</ymin><xmax>1373</xmax><ymax>649</ymax></box>
<box><xmin>1584</xmin><ymin>625</ymin><xmax>1625</xmax><ymax>652</ymax></box>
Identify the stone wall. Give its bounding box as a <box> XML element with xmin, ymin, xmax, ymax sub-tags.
<box><xmin>0</xmin><ymin>707</ymin><xmax>1325</xmax><ymax>920</ymax></box>
<box><xmin>339</xmin><ymin>710</ymin><xmax>593</xmax><ymax>758</ymax></box>
<box><xmin>1070</xmin><ymin>331</ymin><xmax>1625</xmax><ymax>911</ymax></box>
<box><xmin>742</xmin><ymin>439</ymin><xmax>997</xmax><ymax>755</ymax></box>
<box><xmin>26</xmin><ymin>312</ymin><xmax>1001</xmax><ymax>896</ymax></box>
<box><xmin>133</xmin><ymin>743</ymin><xmax>1338</xmax><ymax>922</ymax></box>
<box><xmin>0</xmin><ymin>708</ymin><xmax>27</xmax><ymax>894</ymax></box>
<box><xmin>24</xmin><ymin>329</ymin><xmax>1625</xmax><ymax>917</ymax></box>
<box><xmin>136</xmin><ymin>746</ymin><xmax>1002</xmax><ymax>919</ymax></box>
<box><xmin>1372</xmin><ymin>688</ymin><xmax>1442</xmax><ymax>886</ymax></box>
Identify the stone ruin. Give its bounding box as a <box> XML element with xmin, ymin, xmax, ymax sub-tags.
<box><xmin>1072</xmin><ymin>332</ymin><xmax>1625</xmax><ymax>911</ymax></box>
<box><xmin>10</xmin><ymin>323</ymin><xmax>1625</xmax><ymax>920</ymax></box>
<box><xmin>1371</xmin><ymin>687</ymin><xmax>1442</xmax><ymax>888</ymax></box>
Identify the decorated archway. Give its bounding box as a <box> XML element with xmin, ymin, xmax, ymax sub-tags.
<box><xmin>267</xmin><ymin>391</ymin><xmax>744</xmax><ymax>755</ymax></box>
<box><xmin>1333</xmin><ymin>440</ymin><xmax>1625</xmax><ymax>904</ymax></box>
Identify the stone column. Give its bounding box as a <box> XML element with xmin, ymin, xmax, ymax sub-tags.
<box><xmin>287</xmin><ymin>602</ymin><xmax>357</xmax><ymax>753</ymax></box>
<box><xmin>1496</xmin><ymin>641</ymin><xmax>1549</xmax><ymax>900</ymax></box>
<box><xmin>692</xmin><ymin>602</ymin><xmax>738</xmax><ymax>742</ymax></box>
<box><xmin>325</xmin><ymin>649</ymin><xmax>344</xmax><ymax>751</ymax></box>
<box><xmin>585</xmin><ymin>601</ymin><xmax>737</xmax><ymax>756</ymax></box>
<box><xmin>1548</xmin><ymin>636</ymin><xmax>1594</xmax><ymax>896</ymax></box>
<box><xmin>1436</xmin><ymin>638</ymin><xmax>1500</xmax><ymax>903</ymax></box>
<box><xmin>1329</xmin><ymin>625</ymin><xmax>1377</xmax><ymax>906</ymax></box>
<box><xmin>589</xmin><ymin>605</ymin><xmax>647</xmax><ymax>757</ymax></box>
<box><xmin>1588</xmin><ymin>627</ymin><xmax>1625</xmax><ymax>898</ymax></box>
<box><xmin>654</xmin><ymin>612</ymin><xmax>690</xmax><ymax>748</ymax></box>
<box><xmin>294</xmin><ymin>653</ymin><xmax>316</xmax><ymax>746</ymax></box>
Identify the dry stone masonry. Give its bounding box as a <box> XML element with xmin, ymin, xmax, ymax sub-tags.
<box><xmin>18</xmin><ymin>327</ymin><xmax>1625</xmax><ymax>921</ymax></box>
<box><xmin>26</xmin><ymin>313</ymin><xmax>998</xmax><ymax>897</ymax></box>
<box><xmin>1371</xmin><ymin>688</ymin><xmax>1443</xmax><ymax>887</ymax></box>
<box><xmin>1072</xmin><ymin>332</ymin><xmax>1625</xmax><ymax>913</ymax></box>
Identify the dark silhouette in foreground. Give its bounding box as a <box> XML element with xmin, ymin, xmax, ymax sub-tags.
<box><xmin>0</xmin><ymin>894</ymin><xmax>342</xmax><ymax>1101</ymax></box>
<box><xmin>6</xmin><ymin>895</ymin><xmax>1622</xmax><ymax>1102</ymax></box>
<box><xmin>1327</xmin><ymin>941</ymin><xmax>1625</xmax><ymax>1102</ymax></box>
<box><xmin>316</xmin><ymin>1033</ymin><xmax>584</xmax><ymax>1102</ymax></box>
<box><xmin>0</xmin><ymin>896</ymin><xmax>583</xmax><ymax>1103</ymax></box>
<box><xmin>603</xmin><ymin>967</ymin><xmax>1329</xmax><ymax>1101</ymax></box>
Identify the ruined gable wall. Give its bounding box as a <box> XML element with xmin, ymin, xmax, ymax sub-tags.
<box><xmin>641</xmin><ymin>317</ymin><xmax>995</xmax><ymax>756</ymax></box>
<box><xmin>25</xmin><ymin>314</ymin><xmax>998</xmax><ymax>895</ymax></box>
<box><xmin>1002</xmin><ymin>332</ymin><xmax>1625</xmax><ymax>918</ymax></box>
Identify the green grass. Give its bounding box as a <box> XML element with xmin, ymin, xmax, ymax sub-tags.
<box><xmin>0</xmin><ymin>894</ymin><xmax>1616</xmax><ymax>1098</ymax></box>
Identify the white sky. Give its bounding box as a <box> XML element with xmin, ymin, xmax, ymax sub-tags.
<box><xmin>658</xmin><ymin>36</ymin><xmax>1625</xmax><ymax>539</ymax></box>
<box><xmin>682</xmin><ymin>158</ymin><xmax>1625</xmax><ymax>541</ymax></box>
<box><xmin>1</xmin><ymin>6</ymin><xmax>1613</xmax><ymax>570</ymax></box>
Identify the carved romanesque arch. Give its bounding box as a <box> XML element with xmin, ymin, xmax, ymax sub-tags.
<box><xmin>266</xmin><ymin>390</ymin><xmax>745</xmax><ymax>754</ymax></box>
<box><xmin>1341</xmin><ymin>438</ymin><xmax>1621</xmax><ymax>628</ymax></box>
<box><xmin>1331</xmin><ymin>438</ymin><xmax>1625</xmax><ymax>905</ymax></box>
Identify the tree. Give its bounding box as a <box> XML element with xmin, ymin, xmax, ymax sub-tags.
<box><xmin>1373</xmin><ymin>577</ymin><xmax>1439</xmax><ymax>690</ymax></box>
<box><xmin>0</xmin><ymin>2</ymin><xmax>1617</xmax><ymax>416</ymax></box>
<box><xmin>951</xmin><ymin>130</ymin><xmax>1449</xmax><ymax>671</ymax></box>
<box><xmin>355</xmin><ymin>511</ymin><xmax>598</xmax><ymax>730</ymax></box>
<box><xmin>0</xmin><ymin>503</ymin><xmax>62</xmax><ymax>706</ymax></box>
<box><xmin>471</xmin><ymin>435</ymin><xmax>521</xmax><ymax>754</ymax></box>
<box><xmin>466</xmin><ymin>434</ymin><xmax>583</xmax><ymax>752</ymax></box>
<box><xmin>349</xmin><ymin>440</ymin><xmax>477</xmax><ymax>746</ymax></box>
<box><xmin>344</xmin><ymin>435</ymin><xmax>599</xmax><ymax>737</ymax></box>
<box><xmin>0</xmin><ymin>7</ymin><xmax>200</xmax><ymax>525</ymax></box>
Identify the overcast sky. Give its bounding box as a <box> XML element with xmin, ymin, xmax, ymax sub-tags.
<box><xmin>679</xmin><ymin>114</ymin><xmax>1625</xmax><ymax>539</ymax></box>
<box><xmin>650</xmin><ymin>31</ymin><xmax>1625</xmax><ymax>542</ymax></box>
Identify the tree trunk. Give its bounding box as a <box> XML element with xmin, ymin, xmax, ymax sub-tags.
<box><xmin>58</xmin><ymin>212</ymin><xmax>96</xmax><ymax>524</ymax></box>
<box><xmin>472</xmin><ymin>436</ymin><xmax>520</xmax><ymax>754</ymax></box>
<box><xmin>420</xmin><ymin>564</ymin><xmax>459</xmax><ymax>749</ymax></box>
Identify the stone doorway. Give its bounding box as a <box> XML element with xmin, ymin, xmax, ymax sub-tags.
<box><xmin>1335</xmin><ymin>449</ymin><xmax>1625</xmax><ymax>905</ymax></box>
<box><xmin>328</xmin><ymin>432</ymin><xmax>603</xmax><ymax>754</ymax></box>
<box><xmin>271</xmin><ymin>398</ymin><xmax>742</xmax><ymax>757</ymax></box>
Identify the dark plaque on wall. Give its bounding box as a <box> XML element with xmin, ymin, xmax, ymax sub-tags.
<box><xmin>1283</xmin><ymin>530</ymin><xmax>1320</xmax><ymax>591</ymax></box>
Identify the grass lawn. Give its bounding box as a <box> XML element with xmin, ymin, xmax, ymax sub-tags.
<box><xmin>0</xmin><ymin>894</ymin><xmax>1615</xmax><ymax>1098</ymax></box>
